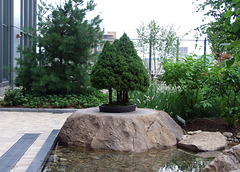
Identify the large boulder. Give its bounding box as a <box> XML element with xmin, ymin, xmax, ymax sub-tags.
<box><xmin>178</xmin><ymin>132</ymin><xmax>227</xmax><ymax>152</ymax></box>
<box><xmin>157</xmin><ymin>111</ymin><xmax>184</xmax><ymax>141</ymax></box>
<box><xmin>59</xmin><ymin>107</ymin><xmax>183</xmax><ymax>152</ymax></box>
<box><xmin>202</xmin><ymin>144</ymin><xmax>240</xmax><ymax>172</ymax></box>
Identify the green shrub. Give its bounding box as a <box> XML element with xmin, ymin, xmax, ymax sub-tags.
<box><xmin>162</xmin><ymin>54</ymin><xmax>211</xmax><ymax>119</ymax></box>
<box><xmin>2</xmin><ymin>88</ymin><xmax>107</xmax><ymax>109</ymax></box>
<box><xmin>3</xmin><ymin>87</ymin><xmax>26</xmax><ymax>106</ymax></box>
<box><xmin>208</xmin><ymin>63</ymin><xmax>240</xmax><ymax>127</ymax></box>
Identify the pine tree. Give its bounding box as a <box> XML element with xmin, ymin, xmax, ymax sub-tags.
<box><xmin>15</xmin><ymin>0</ymin><xmax>102</xmax><ymax>94</ymax></box>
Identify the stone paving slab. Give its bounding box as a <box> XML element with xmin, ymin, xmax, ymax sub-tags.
<box><xmin>0</xmin><ymin>111</ymin><xmax>72</xmax><ymax>172</ymax></box>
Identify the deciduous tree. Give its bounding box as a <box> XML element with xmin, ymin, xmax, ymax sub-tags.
<box><xmin>195</xmin><ymin>0</ymin><xmax>240</xmax><ymax>66</ymax></box>
<box><xmin>136</xmin><ymin>20</ymin><xmax>179</xmax><ymax>78</ymax></box>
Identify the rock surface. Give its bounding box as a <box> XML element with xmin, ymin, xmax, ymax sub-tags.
<box><xmin>178</xmin><ymin>132</ymin><xmax>227</xmax><ymax>152</ymax></box>
<box><xmin>201</xmin><ymin>144</ymin><xmax>240</xmax><ymax>172</ymax></box>
<box><xmin>223</xmin><ymin>132</ymin><xmax>233</xmax><ymax>138</ymax></box>
<box><xmin>59</xmin><ymin>107</ymin><xmax>183</xmax><ymax>152</ymax></box>
<box><xmin>156</xmin><ymin>111</ymin><xmax>184</xmax><ymax>141</ymax></box>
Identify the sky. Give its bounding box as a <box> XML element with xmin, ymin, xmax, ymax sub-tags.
<box><xmin>86</xmin><ymin>0</ymin><xmax>205</xmax><ymax>38</ymax></box>
<box><xmin>47</xmin><ymin>0</ymin><xmax>211</xmax><ymax>55</ymax></box>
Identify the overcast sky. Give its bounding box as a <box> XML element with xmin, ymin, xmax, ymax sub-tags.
<box><xmin>86</xmin><ymin>0</ymin><xmax>206</xmax><ymax>39</ymax></box>
<box><xmin>47</xmin><ymin>0</ymin><xmax>211</xmax><ymax>55</ymax></box>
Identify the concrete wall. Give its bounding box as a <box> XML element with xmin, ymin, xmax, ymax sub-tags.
<box><xmin>0</xmin><ymin>85</ymin><xmax>9</xmax><ymax>97</ymax></box>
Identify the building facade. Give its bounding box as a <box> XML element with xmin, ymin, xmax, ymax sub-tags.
<box><xmin>93</xmin><ymin>31</ymin><xmax>117</xmax><ymax>55</ymax></box>
<box><xmin>0</xmin><ymin>0</ymin><xmax>37</xmax><ymax>96</ymax></box>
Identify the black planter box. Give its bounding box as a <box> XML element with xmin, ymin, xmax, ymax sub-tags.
<box><xmin>99</xmin><ymin>104</ymin><xmax>136</xmax><ymax>113</ymax></box>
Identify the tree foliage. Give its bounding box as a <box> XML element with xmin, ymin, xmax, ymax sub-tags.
<box><xmin>15</xmin><ymin>0</ymin><xmax>102</xmax><ymax>94</ymax></box>
<box><xmin>208</xmin><ymin>63</ymin><xmax>240</xmax><ymax>126</ymax></box>
<box><xmin>91</xmin><ymin>33</ymin><xmax>149</xmax><ymax>104</ymax></box>
<box><xmin>195</xmin><ymin>0</ymin><xmax>240</xmax><ymax>64</ymax></box>
<box><xmin>136</xmin><ymin>20</ymin><xmax>179</xmax><ymax>77</ymax></box>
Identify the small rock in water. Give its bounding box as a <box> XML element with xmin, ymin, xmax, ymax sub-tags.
<box><xmin>223</xmin><ymin>132</ymin><xmax>233</xmax><ymax>138</ymax></box>
<box><xmin>59</xmin><ymin>158</ymin><xmax>67</xmax><ymax>162</ymax></box>
<box><xmin>92</xmin><ymin>156</ymin><xmax>101</xmax><ymax>160</ymax></box>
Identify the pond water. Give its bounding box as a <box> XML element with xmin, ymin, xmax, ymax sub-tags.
<box><xmin>43</xmin><ymin>144</ymin><xmax>218</xmax><ymax>172</ymax></box>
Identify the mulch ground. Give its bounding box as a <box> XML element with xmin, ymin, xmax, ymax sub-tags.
<box><xmin>182</xmin><ymin>117</ymin><xmax>240</xmax><ymax>137</ymax></box>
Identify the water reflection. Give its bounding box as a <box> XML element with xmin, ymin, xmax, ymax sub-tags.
<box><xmin>44</xmin><ymin>145</ymin><xmax>214</xmax><ymax>172</ymax></box>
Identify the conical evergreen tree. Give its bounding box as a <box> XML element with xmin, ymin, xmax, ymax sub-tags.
<box><xmin>91</xmin><ymin>33</ymin><xmax>149</xmax><ymax>104</ymax></box>
<box><xmin>114</xmin><ymin>33</ymin><xmax>150</xmax><ymax>103</ymax></box>
<box><xmin>91</xmin><ymin>41</ymin><xmax>117</xmax><ymax>103</ymax></box>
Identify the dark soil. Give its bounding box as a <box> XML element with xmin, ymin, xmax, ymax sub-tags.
<box><xmin>182</xmin><ymin>117</ymin><xmax>240</xmax><ymax>137</ymax></box>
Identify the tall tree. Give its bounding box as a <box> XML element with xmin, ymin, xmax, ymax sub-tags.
<box><xmin>195</xmin><ymin>0</ymin><xmax>240</xmax><ymax>65</ymax></box>
<box><xmin>15</xmin><ymin>0</ymin><xmax>103</xmax><ymax>94</ymax></box>
<box><xmin>136</xmin><ymin>21</ymin><xmax>179</xmax><ymax>78</ymax></box>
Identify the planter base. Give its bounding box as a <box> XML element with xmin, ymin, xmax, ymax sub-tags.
<box><xmin>99</xmin><ymin>104</ymin><xmax>136</xmax><ymax>113</ymax></box>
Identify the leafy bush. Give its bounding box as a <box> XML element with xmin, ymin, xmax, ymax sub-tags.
<box><xmin>2</xmin><ymin>87</ymin><xmax>26</xmax><ymax>106</ymax></box>
<box><xmin>1</xmin><ymin>88</ymin><xmax>107</xmax><ymax>109</ymax></box>
<box><xmin>162</xmin><ymin>54</ymin><xmax>211</xmax><ymax>119</ymax></box>
<box><xmin>207</xmin><ymin>63</ymin><xmax>240</xmax><ymax>127</ymax></box>
<box><xmin>130</xmin><ymin>81</ymin><xmax>220</xmax><ymax>121</ymax></box>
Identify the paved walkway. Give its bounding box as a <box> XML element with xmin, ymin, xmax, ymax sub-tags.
<box><xmin>0</xmin><ymin>111</ymin><xmax>72</xmax><ymax>172</ymax></box>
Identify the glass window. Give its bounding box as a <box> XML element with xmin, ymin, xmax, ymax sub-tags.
<box><xmin>3</xmin><ymin>26</ymin><xmax>9</xmax><ymax>81</ymax></box>
<box><xmin>3</xmin><ymin>0</ymin><xmax>9</xmax><ymax>25</ymax></box>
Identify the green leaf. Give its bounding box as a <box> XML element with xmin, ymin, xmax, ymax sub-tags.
<box><xmin>226</xmin><ymin>57</ymin><xmax>235</xmax><ymax>68</ymax></box>
<box><xmin>235</xmin><ymin>54</ymin><xmax>240</xmax><ymax>61</ymax></box>
<box><xmin>223</xmin><ymin>10</ymin><xmax>233</xmax><ymax>18</ymax></box>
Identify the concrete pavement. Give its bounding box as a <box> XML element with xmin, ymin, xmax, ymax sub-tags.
<box><xmin>0</xmin><ymin>111</ymin><xmax>72</xmax><ymax>172</ymax></box>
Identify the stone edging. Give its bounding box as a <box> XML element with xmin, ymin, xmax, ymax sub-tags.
<box><xmin>0</xmin><ymin>108</ymin><xmax>77</xmax><ymax>113</ymax></box>
<box><xmin>26</xmin><ymin>130</ymin><xmax>60</xmax><ymax>172</ymax></box>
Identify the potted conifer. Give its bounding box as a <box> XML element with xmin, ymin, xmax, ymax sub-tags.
<box><xmin>91</xmin><ymin>33</ymin><xmax>149</xmax><ymax>112</ymax></box>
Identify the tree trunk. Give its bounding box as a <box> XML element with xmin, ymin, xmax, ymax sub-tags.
<box><xmin>149</xmin><ymin>41</ymin><xmax>152</xmax><ymax>80</ymax></box>
<box><xmin>123</xmin><ymin>91</ymin><xmax>126</xmax><ymax>104</ymax></box>
<box><xmin>125</xmin><ymin>91</ymin><xmax>129</xmax><ymax>103</ymax></box>
<box><xmin>118</xmin><ymin>90</ymin><xmax>123</xmax><ymax>104</ymax></box>
<box><xmin>117</xmin><ymin>89</ymin><xmax>120</xmax><ymax>103</ymax></box>
<box><xmin>153</xmin><ymin>51</ymin><xmax>156</xmax><ymax>77</ymax></box>
<box><xmin>109</xmin><ymin>88</ymin><xmax>112</xmax><ymax>104</ymax></box>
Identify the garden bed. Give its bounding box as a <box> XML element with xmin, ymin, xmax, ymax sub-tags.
<box><xmin>182</xmin><ymin>118</ymin><xmax>240</xmax><ymax>143</ymax></box>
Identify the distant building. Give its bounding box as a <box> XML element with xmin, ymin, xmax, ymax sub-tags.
<box><xmin>103</xmin><ymin>32</ymin><xmax>117</xmax><ymax>43</ymax></box>
<box><xmin>179</xmin><ymin>47</ymin><xmax>188</xmax><ymax>56</ymax></box>
<box><xmin>0</xmin><ymin>0</ymin><xmax>37</xmax><ymax>96</ymax></box>
<box><xmin>93</xmin><ymin>31</ymin><xmax>117</xmax><ymax>55</ymax></box>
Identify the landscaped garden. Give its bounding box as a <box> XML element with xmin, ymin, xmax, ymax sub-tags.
<box><xmin>1</xmin><ymin>0</ymin><xmax>240</xmax><ymax>171</ymax></box>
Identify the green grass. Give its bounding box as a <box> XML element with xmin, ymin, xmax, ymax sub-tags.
<box><xmin>129</xmin><ymin>82</ymin><xmax>183</xmax><ymax>119</ymax></box>
<box><xmin>129</xmin><ymin>81</ymin><xmax>221</xmax><ymax>121</ymax></box>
